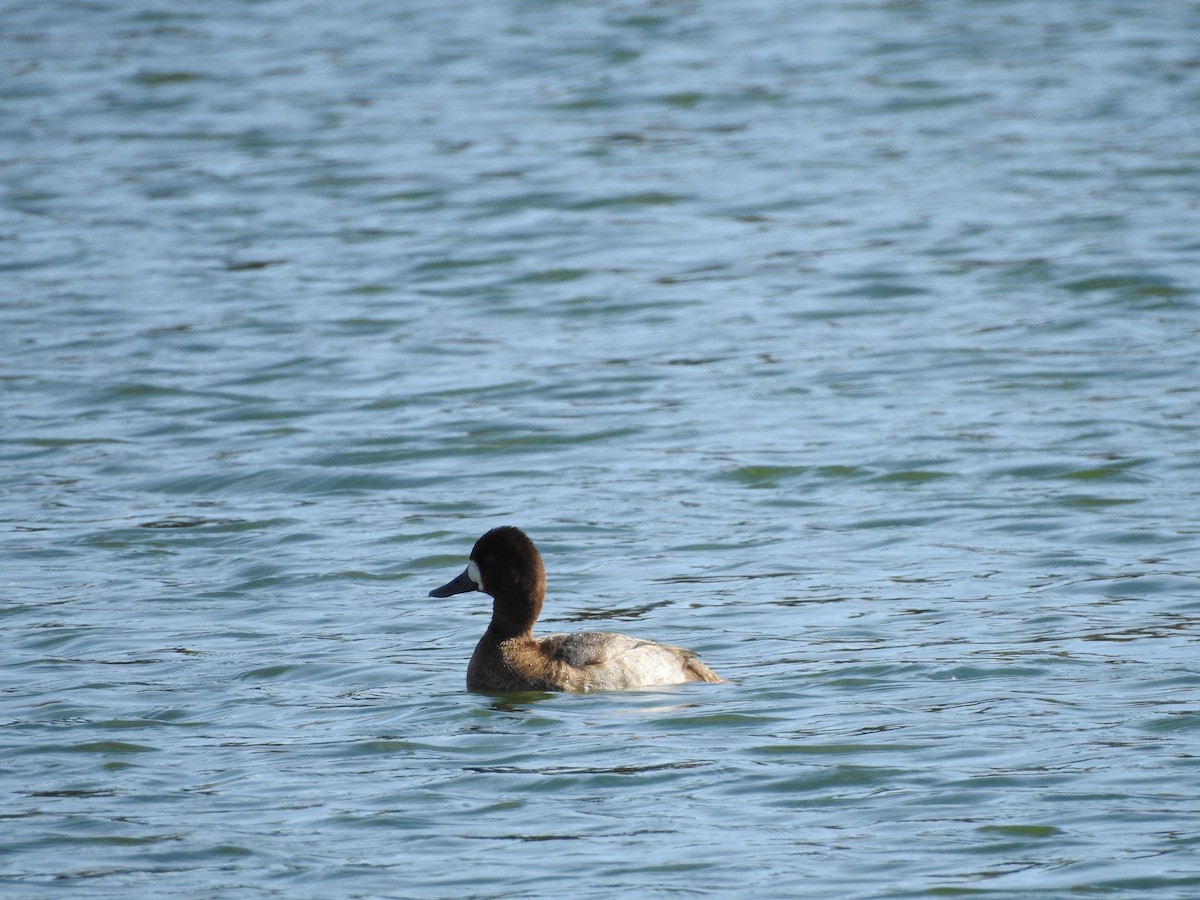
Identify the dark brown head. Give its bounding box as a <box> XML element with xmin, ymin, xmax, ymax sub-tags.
<box><xmin>429</xmin><ymin>526</ymin><xmax>546</xmax><ymax>638</ymax></box>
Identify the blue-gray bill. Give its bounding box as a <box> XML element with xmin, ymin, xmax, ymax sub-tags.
<box><xmin>430</xmin><ymin>569</ymin><xmax>476</xmax><ymax>598</ymax></box>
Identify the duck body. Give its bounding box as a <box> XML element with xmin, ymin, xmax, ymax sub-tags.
<box><xmin>430</xmin><ymin>526</ymin><xmax>723</xmax><ymax>693</ymax></box>
<box><xmin>468</xmin><ymin>629</ymin><xmax>721</xmax><ymax>693</ymax></box>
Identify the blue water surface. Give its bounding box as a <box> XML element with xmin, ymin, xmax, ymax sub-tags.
<box><xmin>4</xmin><ymin>1</ymin><xmax>1200</xmax><ymax>897</ymax></box>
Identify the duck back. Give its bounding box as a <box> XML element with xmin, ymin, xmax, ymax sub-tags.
<box><xmin>540</xmin><ymin>631</ymin><xmax>723</xmax><ymax>691</ymax></box>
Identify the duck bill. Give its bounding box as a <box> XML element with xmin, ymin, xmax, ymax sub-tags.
<box><xmin>429</xmin><ymin>568</ymin><xmax>477</xmax><ymax>598</ymax></box>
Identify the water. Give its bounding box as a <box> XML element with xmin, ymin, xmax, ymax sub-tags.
<box><xmin>3</xmin><ymin>0</ymin><xmax>1200</xmax><ymax>896</ymax></box>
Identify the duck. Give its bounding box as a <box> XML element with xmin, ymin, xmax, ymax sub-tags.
<box><xmin>429</xmin><ymin>526</ymin><xmax>723</xmax><ymax>692</ymax></box>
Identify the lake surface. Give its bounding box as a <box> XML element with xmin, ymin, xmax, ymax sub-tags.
<box><xmin>4</xmin><ymin>1</ymin><xmax>1200</xmax><ymax>896</ymax></box>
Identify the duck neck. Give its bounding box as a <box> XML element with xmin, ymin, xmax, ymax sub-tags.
<box><xmin>486</xmin><ymin>592</ymin><xmax>540</xmax><ymax>641</ymax></box>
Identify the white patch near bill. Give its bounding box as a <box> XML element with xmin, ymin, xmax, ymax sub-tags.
<box><xmin>467</xmin><ymin>558</ymin><xmax>484</xmax><ymax>592</ymax></box>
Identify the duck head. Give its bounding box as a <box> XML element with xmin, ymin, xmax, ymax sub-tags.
<box><xmin>430</xmin><ymin>526</ymin><xmax>546</xmax><ymax>637</ymax></box>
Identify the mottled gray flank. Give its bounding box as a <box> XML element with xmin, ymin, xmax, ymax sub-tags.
<box><xmin>466</xmin><ymin>631</ymin><xmax>723</xmax><ymax>692</ymax></box>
